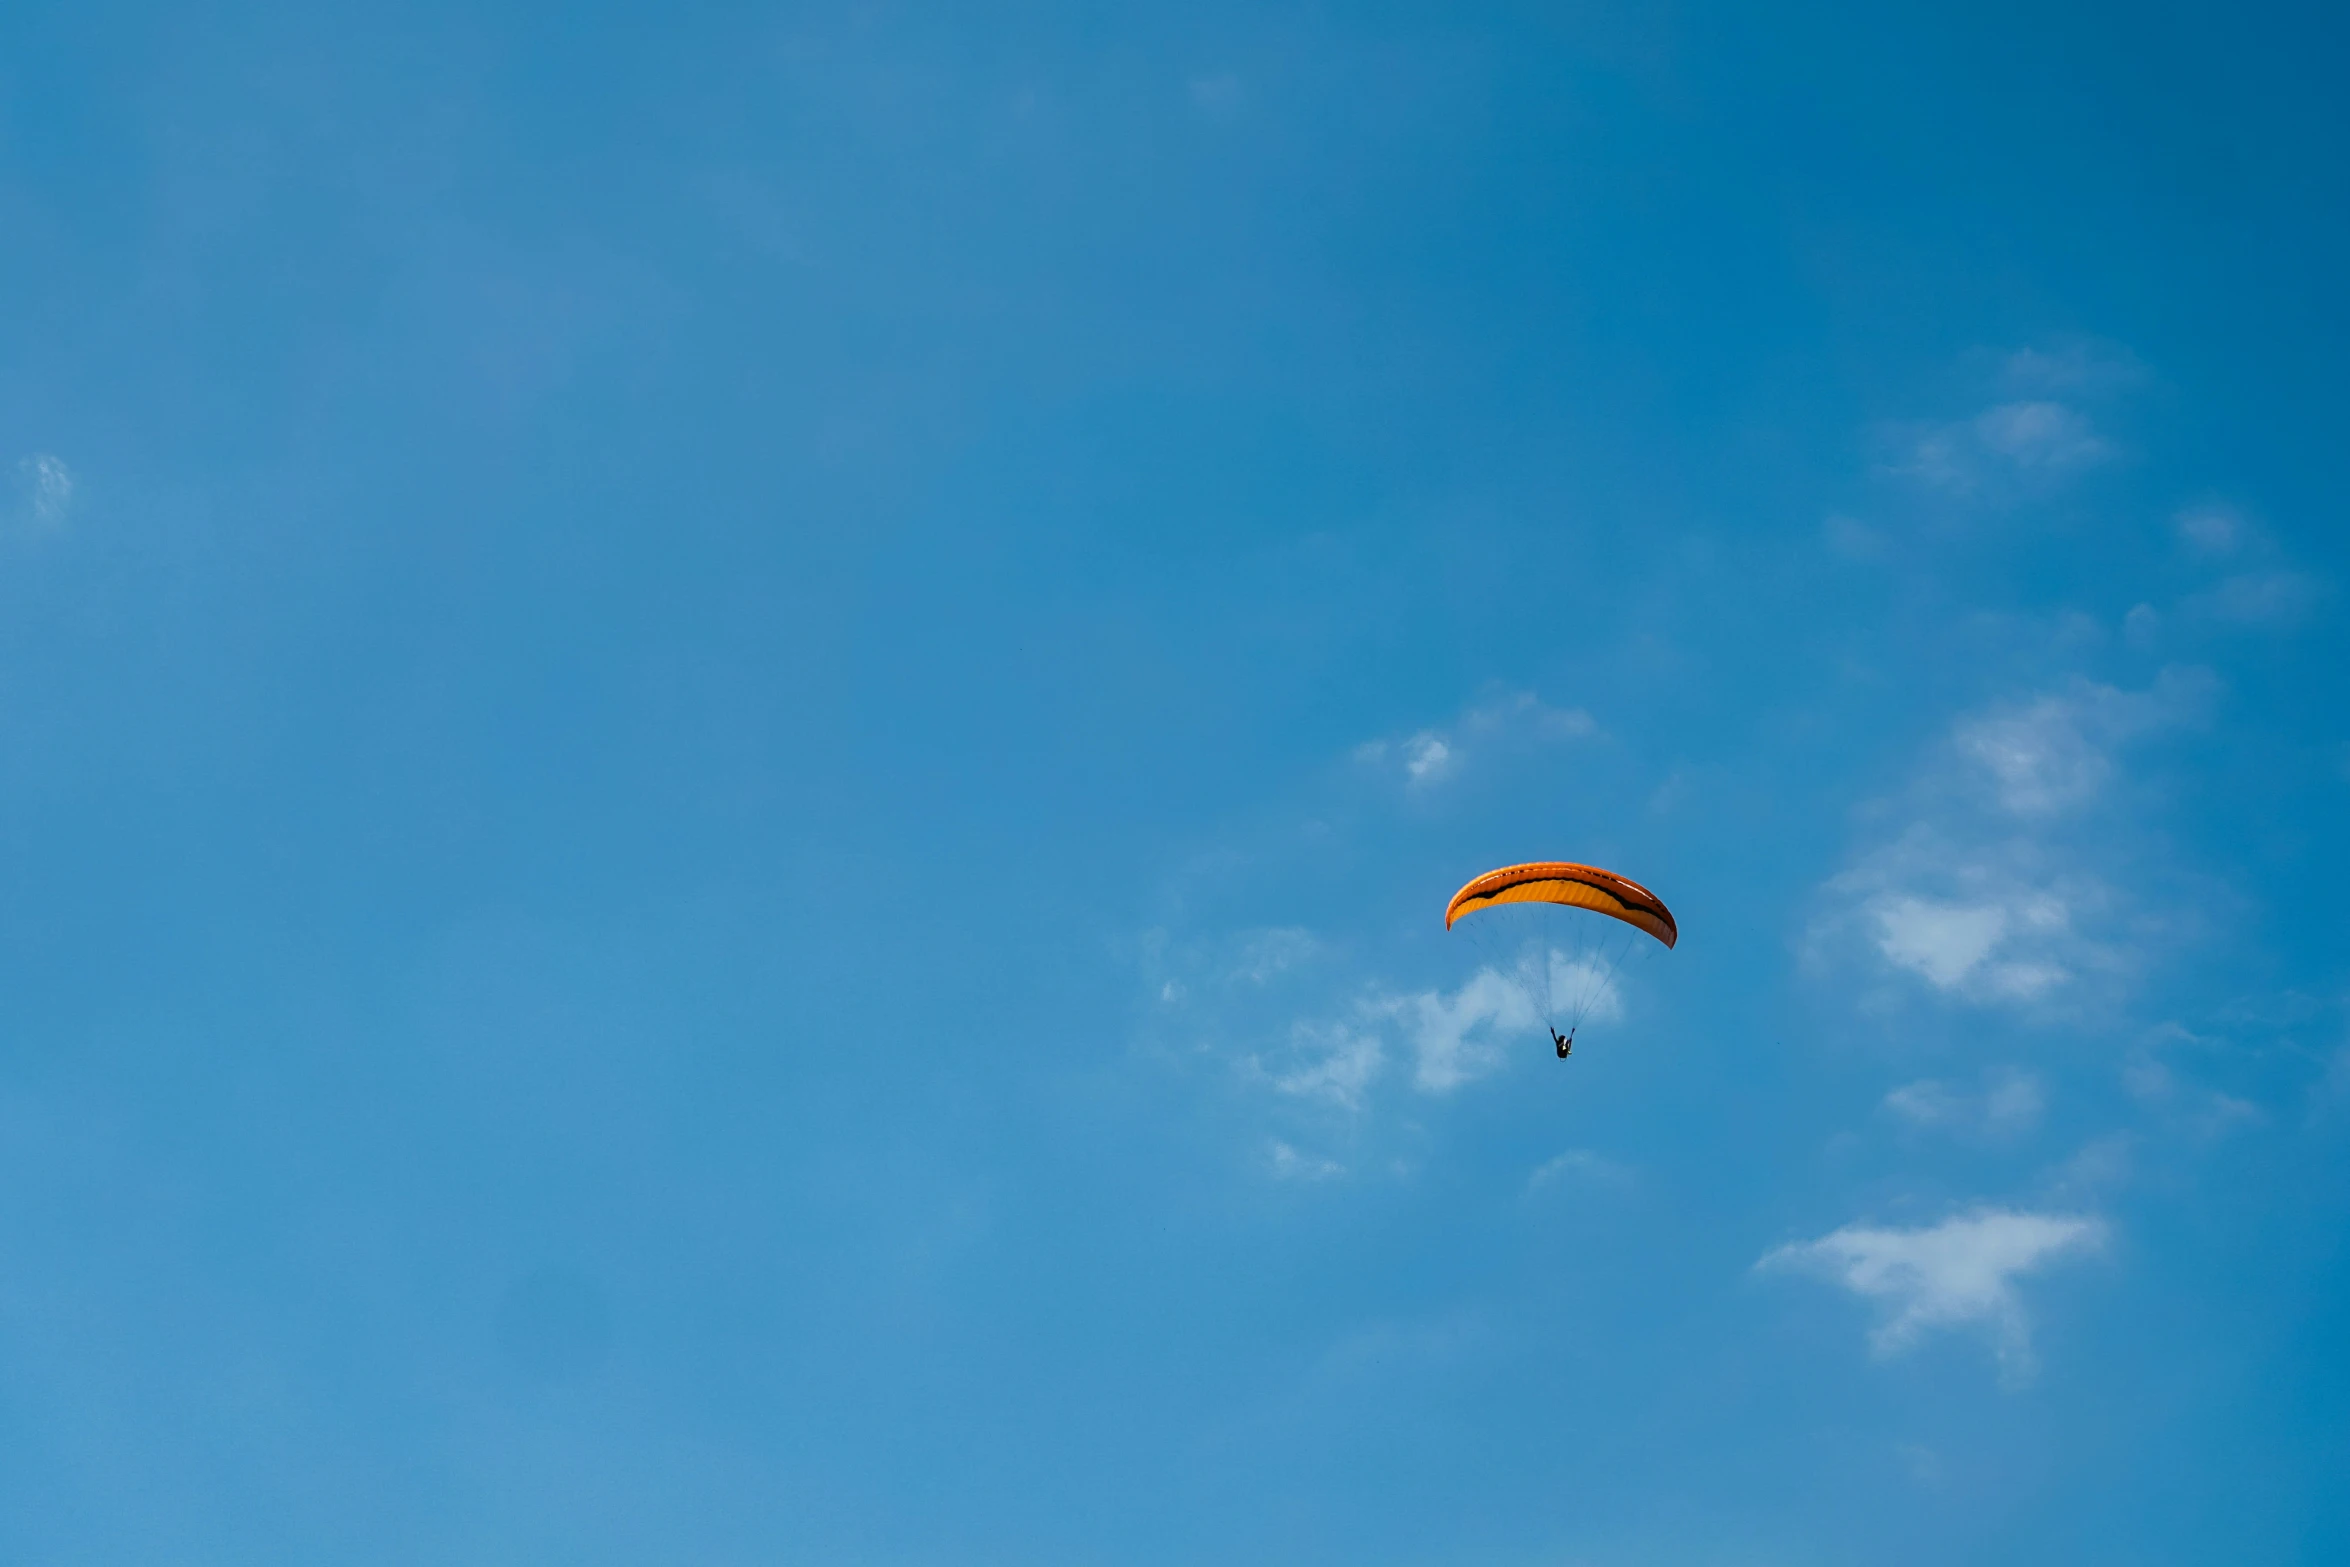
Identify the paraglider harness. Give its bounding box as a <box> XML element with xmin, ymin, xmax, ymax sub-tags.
<box><xmin>1550</xmin><ymin>1026</ymin><xmax>1574</xmax><ymax>1058</ymax></box>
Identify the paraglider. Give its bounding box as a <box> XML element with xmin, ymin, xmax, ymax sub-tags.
<box><xmin>1444</xmin><ymin>861</ymin><xmax>1677</xmax><ymax>1057</ymax></box>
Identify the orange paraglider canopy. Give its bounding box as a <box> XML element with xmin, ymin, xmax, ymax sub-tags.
<box><xmin>1443</xmin><ymin>862</ymin><xmax>1678</xmax><ymax>949</ymax></box>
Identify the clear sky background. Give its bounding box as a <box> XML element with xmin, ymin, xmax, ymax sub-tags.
<box><xmin>3</xmin><ymin>2</ymin><xmax>2347</xmax><ymax>1562</ymax></box>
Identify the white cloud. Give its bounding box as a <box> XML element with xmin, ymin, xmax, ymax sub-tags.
<box><xmin>1956</xmin><ymin>705</ymin><xmax>2113</xmax><ymax>817</ymax></box>
<box><xmin>1890</xmin><ymin>402</ymin><xmax>2110</xmax><ymax>494</ymax></box>
<box><xmin>2043</xmin><ymin>1133</ymin><xmax>2135</xmax><ymax>1199</ymax></box>
<box><xmin>1882</xmin><ymin>343</ymin><xmax>2142</xmax><ymax>498</ymax></box>
<box><xmin>1380</xmin><ymin>952</ymin><xmax>1619</xmax><ymax>1093</ymax></box>
<box><xmin>2186</xmin><ymin>570</ymin><xmax>2327</xmax><ymax>630</ymax></box>
<box><xmin>1896</xmin><ymin>1442</ymin><xmax>1946</xmax><ymax>1487</ymax></box>
<box><xmin>1985</xmin><ymin>1069</ymin><xmax>2047</xmax><ymax>1128</ymax></box>
<box><xmin>1231</xmin><ymin>927</ymin><xmax>1319</xmax><ymax>984</ymax></box>
<box><xmin>1268</xmin><ymin>1140</ymin><xmax>1343</xmax><ymax>1181</ymax></box>
<box><xmin>1147</xmin><ymin>924</ymin><xmax>1322</xmax><ymax>1009</ymax></box>
<box><xmin>1872</xmin><ymin>897</ymin><xmax>2019</xmax><ymax>990</ymax></box>
<box><xmin>1823</xmin><ymin>514</ymin><xmax>1885</xmax><ymax>559</ymax></box>
<box><xmin>2310</xmin><ymin>1043</ymin><xmax>2350</xmax><ymax>1122</ymax></box>
<box><xmin>1973</xmin><ymin>401</ymin><xmax>2108</xmax><ymax>470</ymax></box>
<box><xmin>1458</xmin><ymin>691</ymin><xmax>1598</xmax><ymax>743</ymax></box>
<box><xmin>1953</xmin><ymin>672</ymin><xmax>2209</xmax><ymax>817</ymax></box>
<box><xmin>1821</xmin><ymin>830</ymin><xmax>2111</xmax><ymax>1011</ymax></box>
<box><xmin>1385</xmin><ymin>966</ymin><xmax>1536</xmax><ymax>1092</ymax></box>
<box><xmin>1882</xmin><ymin>1079</ymin><xmax>1962</xmax><ymax>1124</ymax></box>
<box><xmin>1314</xmin><ymin>1307</ymin><xmax>1486</xmax><ymax>1379</ymax></box>
<box><xmin>2174</xmin><ymin>503</ymin><xmax>2243</xmax><ymax>555</ymax></box>
<box><xmin>1256</xmin><ymin>1021</ymin><xmax>1384</xmax><ymax>1112</ymax></box>
<box><xmin>1759</xmin><ymin>1207</ymin><xmax>2104</xmax><ymax>1384</ymax></box>
<box><xmin>1814</xmin><ymin>672</ymin><xmax>2213</xmax><ymax>1015</ymax></box>
<box><xmin>13</xmin><ymin>453</ymin><xmax>73</xmax><ymax>531</ymax></box>
<box><xmin>1402</xmin><ymin>733</ymin><xmax>1453</xmax><ymax>786</ymax></box>
<box><xmin>2159</xmin><ymin>501</ymin><xmax>2328</xmax><ymax>630</ymax></box>
<box><xmin>1884</xmin><ymin>1067</ymin><xmax>2045</xmax><ymax>1134</ymax></box>
<box><xmin>2121</xmin><ymin>1049</ymin><xmax>2262</xmax><ymax>1138</ymax></box>
<box><xmin>1354</xmin><ymin>691</ymin><xmax>1595</xmax><ymax>793</ymax></box>
<box><xmin>1999</xmin><ymin>341</ymin><xmax>2145</xmax><ymax>396</ymax></box>
<box><xmin>1525</xmin><ymin>1147</ymin><xmax>1632</xmax><ymax>1190</ymax></box>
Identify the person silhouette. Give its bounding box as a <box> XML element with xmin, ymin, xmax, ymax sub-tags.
<box><xmin>1550</xmin><ymin>1026</ymin><xmax>1574</xmax><ymax>1059</ymax></box>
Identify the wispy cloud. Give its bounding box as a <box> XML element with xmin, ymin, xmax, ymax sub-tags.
<box><xmin>1525</xmin><ymin>1147</ymin><xmax>1632</xmax><ymax>1191</ymax></box>
<box><xmin>1380</xmin><ymin>966</ymin><xmax>1536</xmax><ymax>1092</ymax></box>
<box><xmin>1812</xmin><ymin>671</ymin><xmax>2212</xmax><ymax>1016</ymax></box>
<box><xmin>1887</xmin><ymin>401</ymin><xmax>2111</xmax><ymax>495</ymax></box>
<box><xmin>1759</xmin><ymin>1207</ymin><xmax>2105</xmax><ymax>1385</ymax></box>
<box><xmin>1883</xmin><ymin>1067</ymin><xmax>2046</xmax><ymax>1135</ymax></box>
<box><xmin>1953</xmin><ymin>673</ymin><xmax>2209</xmax><ymax>816</ymax></box>
<box><xmin>1146</xmin><ymin>913</ymin><xmax>1591</xmax><ymax>1163</ymax></box>
<box><xmin>1230</xmin><ymin>927</ymin><xmax>1320</xmax><ymax>984</ymax></box>
<box><xmin>1353</xmin><ymin>691</ymin><xmax>1595</xmax><ymax>793</ymax></box>
<box><xmin>1268</xmin><ymin>1140</ymin><xmax>1344</xmax><ymax>1181</ymax></box>
<box><xmin>1254</xmin><ymin>1021</ymin><xmax>1384</xmax><ymax>1113</ymax></box>
<box><xmin>1997</xmin><ymin>341</ymin><xmax>2146</xmax><ymax>396</ymax></box>
<box><xmin>1377</xmin><ymin>952</ymin><xmax>1618</xmax><ymax>1092</ymax></box>
<box><xmin>2041</xmin><ymin>1133</ymin><xmax>2136</xmax><ymax>1201</ymax></box>
<box><xmin>1875</xmin><ymin>343</ymin><xmax>2144</xmax><ymax>500</ymax></box>
<box><xmin>2120</xmin><ymin>1047</ymin><xmax>2262</xmax><ymax>1139</ymax></box>
<box><xmin>1822</xmin><ymin>513</ymin><xmax>1886</xmax><ymax>559</ymax></box>
<box><xmin>2174</xmin><ymin>502</ymin><xmax>2245</xmax><ymax>556</ymax></box>
<box><xmin>1147</xmin><ymin>923</ymin><xmax>1322</xmax><ymax>1003</ymax></box>
<box><xmin>1405</xmin><ymin>733</ymin><xmax>1455</xmax><ymax>786</ymax></box>
<box><xmin>2184</xmin><ymin>570</ymin><xmax>2328</xmax><ymax>630</ymax></box>
<box><xmin>2156</xmin><ymin>502</ymin><xmax>2329</xmax><ymax>633</ymax></box>
<box><xmin>12</xmin><ymin>453</ymin><xmax>73</xmax><ymax>532</ymax></box>
<box><xmin>2309</xmin><ymin>1041</ymin><xmax>2350</xmax><ymax>1124</ymax></box>
<box><xmin>1820</xmin><ymin>826</ymin><xmax>2121</xmax><ymax>1011</ymax></box>
<box><xmin>1974</xmin><ymin>402</ymin><xmax>2110</xmax><ymax>470</ymax></box>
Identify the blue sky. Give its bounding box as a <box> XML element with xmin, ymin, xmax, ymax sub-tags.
<box><xmin>3</xmin><ymin>2</ymin><xmax>2347</xmax><ymax>1561</ymax></box>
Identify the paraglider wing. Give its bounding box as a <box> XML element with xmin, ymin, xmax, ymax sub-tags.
<box><xmin>1443</xmin><ymin>862</ymin><xmax>1678</xmax><ymax>949</ymax></box>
